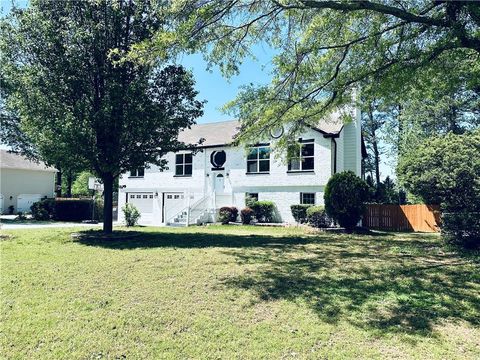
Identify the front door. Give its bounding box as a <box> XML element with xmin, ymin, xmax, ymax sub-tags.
<box><xmin>214</xmin><ymin>174</ymin><xmax>225</xmax><ymax>193</ymax></box>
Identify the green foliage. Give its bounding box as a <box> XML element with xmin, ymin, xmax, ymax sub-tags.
<box><xmin>290</xmin><ymin>204</ymin><xmax>311</xmax><ymax>224</ymax></box>
<box><xmin>324</xmin><ymin>171</ymin><xmax>369</xmax><ymax>231</ymax></box>
<box><xmin>54</xmin><ymin>199</ymin><xmax>93</xmax><ymax>222</ymax></box>
<box><xmin>250</xmin><ymin>201</ymin><xmax>276</xmax><ymax>223</ymax></box>
<box><xmin>71</xmin><ymin>171</ymin><xmax>94</xmax><ymax>197</ymax></box>
<box><xmin>122</xmin><ymin>203</ymin><xmax>141</xmax><ymax>227</ymax></box>
<box><xmin>240</xmin><ymin>207</ymin><xmax>254</xmax><ymax>225</ymax></box>
<box><xmin>7</xmin><ymin>205</ymin><xmax>14</xmax><ymax>215</ymax></box>
<box><xmin>398</xmin><ymin>131</ymin><xmax>480</xmax><ymax>247</ymax></box>
<box><xmin>218</xmin><ymin>206</ymin><xmax>238</xmax><ymax>224</ymax></box>
<box><xmin>0</xmin><ymin>1</ymin><xmax>204</xmax><ymax>232</ymax></box>
<box><xmin>149</xmin><ymin>1</ymin><xmax>480</xmax><ymax>148</ymax></box>
<box><xmin>306</xmin><ymin>206</ymin><xmax>332</xmax><ymax>228</ymax></box>
<box><xmin>245</xmin><ymin>195</ymin><xmax>257</xmax><ymax>208</ymax></box>
<box><xmin>398</xmin><ymin>131</ymin><xmax>480</xmax><ymax>205</ymax></box>
<box><xmin>30</xmin><ymin>199</ymin><xmax>55</xmax><ymax>221</ymax></box>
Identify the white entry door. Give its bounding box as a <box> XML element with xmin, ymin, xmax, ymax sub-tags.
<box><xmin>214</xmin><ymin>174</ymin><xmax>225</xmax><ymax>193</ymax></box>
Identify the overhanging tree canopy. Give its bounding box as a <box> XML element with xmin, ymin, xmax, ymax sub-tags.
<box><xmin>141</xmin><ymin>0</ymin><xmax>480</xmax><ymax>144</ymax></box>
<box><xmin>1</xmin><ymin>0</ymin><xmax>204</xmax><ymax>232</ymax></box>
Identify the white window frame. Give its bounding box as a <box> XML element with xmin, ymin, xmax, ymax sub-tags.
<box><xmin>175</xmin><ymin>153</ymin><xmax>193</xmax><ymax>177</ymax></box>
<box><xmin>129</xmin><ymin>167</ymin><xmax>145</xmax><ymax>177</ymax></box>
<box><xmin>246</xmin><ymin>145</ymin><xmax>270</xmax><ymax>174</ymax></box>
<box><xmin>288</xmin><ymin>141</ymin><xmax>314</xmax><ymax>172</ymax></box>
<box><xmin>300</xmin><ymin>192</ymin><xmax>316</xmax><ymax>205</ymax></box>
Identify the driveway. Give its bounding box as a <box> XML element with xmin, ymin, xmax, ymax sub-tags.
<box><xmin>0</xmin><ymin>215</ymin><xmax>120</xmax><ymax>230</ymax></box>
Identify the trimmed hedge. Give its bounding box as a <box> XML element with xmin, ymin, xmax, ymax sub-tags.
<box><xmin>290</xmin><ymin>204</ymin><xmax>310</xmax><ymax>224</ymax></box>
<box><xmin>240</xmin><ymin>207</ymin><xmax>254</xmax><ymax>224</ymax></box>
<box><xmin>306</xmin><ymin>206</ymin><xmax>331</xmax><ymax>228</ymax></box>
<box><xmin>31</xmin><ymin>198</ymin><xmax>104</xmax><ymax>222</ymax></box>
<box><xmin>250</xmin><ymin>201</ymin><xmax>276</xmax><ymax>223</ymax></box>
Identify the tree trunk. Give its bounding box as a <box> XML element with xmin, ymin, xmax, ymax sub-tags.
<box><xmin>103</xmin><ymin>173</ymin><xmax>114</xmax><ymax>234</ymax></box>
<box><xmin>56</xmin><ymin>170</ymin><xmax>62</xmax><ymax>197</ymax></box>
<box><xmin>66</xmin><ymin>173</ymin><xmax>73</xmax><ymax>198</ymax></box>
<box><xmin>373</xmin><ymin>141</ymin><xmax>381</xmax><ymax>190</ymax></box>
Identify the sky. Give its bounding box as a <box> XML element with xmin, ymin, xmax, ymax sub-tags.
<box><xmin>1</xmin><ymin>0</ymin><xmax>395</xmax><ymax>180</ymax></box>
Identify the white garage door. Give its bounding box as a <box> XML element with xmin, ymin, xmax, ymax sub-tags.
<box><xmin>164</xmin><ymin>193</ymin><xmax>185</xmax><ymax>222</ymax></box>
<box><xmin>17</xmin><ymin>194</ymin><xmax>42</xmax><ymax>213</ymax></box>
<box><xmin>128</xmin><ymin>193</ymin><xmax>154</xmax><ymax>214</ymax></box>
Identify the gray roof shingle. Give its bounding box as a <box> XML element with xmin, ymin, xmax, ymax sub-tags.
<box><xmin>178</xmin><ymin>118</ymin><xmax>344</xmax><ymax>147</ymax></box>
<box><xmin>0</xmin><ymin>150</ymin><xmax>57</xmax><ymax>172</ymax></box>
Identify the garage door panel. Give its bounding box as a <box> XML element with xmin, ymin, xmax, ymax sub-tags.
<box><xmin>128</xmin><ymin>193</ymin><xmax>153</xmax><ymax>213</ymax></box>
<box><xmin>17</xmin><ymin>194</ymin><xmax>42</xmax><ymax>213</ymax></box>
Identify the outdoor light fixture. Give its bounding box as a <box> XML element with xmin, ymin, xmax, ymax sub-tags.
<box><xmin>154</xmin><ymin>192</ymin><xmax>158</xmax><ymax>198</ymax></box>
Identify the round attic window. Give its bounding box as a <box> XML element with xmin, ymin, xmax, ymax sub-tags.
<box><xmin>270</xmin><ymin>126</ymin><xmax>284</xmax><ymax>139</ymax></box>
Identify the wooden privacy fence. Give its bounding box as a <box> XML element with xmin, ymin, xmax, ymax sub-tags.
<box><xmin>363</xmin><ymin>204</ymin><xmax>441</xmax><ymax>232</ymax></box>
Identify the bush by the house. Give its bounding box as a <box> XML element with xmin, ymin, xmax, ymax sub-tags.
<box><xmin>122</xmin><ymin>203</ymin><xmax>141</xmax><ymax>227</ymax></box>
<box><xmin>16</xmin><ymin>211</ymin><xmax>27</xmax><ymax>220</ymax></box>
<box><xmin>240</xmin><ymin>207</ymin><xmax>254</xmax><ymax>224</ymax></box>
<box><xmin>31</xmin><ymin>198</ymin><xmax>56</xmax><ymax>220</ymax></box>
<box><xmin>324</xmin><ymin>171</ymin><xmax>369</xmax><ymax>231</ymax></box>
<box><xmin>218</xmin><ymin>206</ymin><xmax>239</xmax><ymax>224</ymax></box>
<box><xmin>8</xmin><ymin>205</ymin><xmax>14</xmax><ymax>215</ymax></box>
<box><xmin>306</xmin><ymin>206</ymin><xmax>331</xmax><ymax>228</ymax></box>
<box><xmin>250</xmin><ymin>200</ymin><xmax>276</xmax><ymax>223</ymax></box>
<box><xmin>290</xmin><ymin>204</ymin><xmax>311</xmax><ymax>224</ymax></box>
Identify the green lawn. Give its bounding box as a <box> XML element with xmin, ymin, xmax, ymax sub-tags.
<box><xmin>1</xmin><ymin>226</ymin><xmax>479</xmax><ymax>359</ymax></box>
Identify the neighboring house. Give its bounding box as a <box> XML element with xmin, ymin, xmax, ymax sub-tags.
<box><xmin>118</xmin><ymin>107</ymin><xmax>365</xmax><ymax>225</ymax></box>
<box><xmin>0</xmin><ymin>150</ymin><xmax>57</xmax><ymax>214</ymax></box>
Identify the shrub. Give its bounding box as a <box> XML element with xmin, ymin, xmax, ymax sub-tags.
<box><xmin>290</xmin><ymin>204</ymin><xmax>311</xmax><ymax>223</ymax></box>
<box><xmin>324</xmin><ymin>171</ymin><xmax>369</xmax><ymax>231</ymax></box>
<box><xmin>250</xmin><ymin>201</ymin><xmax>276</xmax><ymax>223</ymax></box>
<box><xmin>218</xmin><ymin>207</ymin><xmax>238</xmax><ymax>224</ymax></box>
<box><xmin>31</xmin><ymin>198</ymin><xmax>56</xmax><ymax>220</ymax></box>
<box><xmin>306</xmin><ymin>206</ymin><xmax>331</xmax><ymax>228</ymax></box>
<box><xmin>16</xmin><ymin>212</ymin><xmax>27</xmax><ymax>220</ymax></box>
<box><xmin>440</xmin><ymin>171</ymin><xmax>480</xmax><ymax>248</ymax></box>
<box><xmin>240</xmin><ymin>207</ymin><xmax>254</xmax><ymax>225</ymax></box>
<box><xmin>122</xmin><ymin>203</ymin><xmax>141</xmax><ymax>227</ymax></box>
<box><xmin>442</xmin><ymin>211</ymin><xmax>480</xmax><ymax>249</ymax></box>
<box><xmin>8</xmin><ymin>205</ymin><xmax>14</xmax><ymax>215</ymax></box>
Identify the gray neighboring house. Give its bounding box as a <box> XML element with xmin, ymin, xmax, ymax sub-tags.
<box><xmin>0</xmin><ymin>150</ymin><xmax>57</xmax><ymax>214</ymax></box>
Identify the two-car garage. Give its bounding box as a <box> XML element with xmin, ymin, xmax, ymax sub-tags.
<box><xmin>126</xmin><ymin>192</ymin><xmax>185</xmax><ymax>224</ymax></box>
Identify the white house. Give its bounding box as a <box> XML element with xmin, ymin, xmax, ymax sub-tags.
<box><xmin>118</xmin><ymin>107</ymin><xmax>364</xmax><ymax>226</ymax></box>
<box><xmin>0</xmin><ymin>150</ymin><xmax>57</xmax><ymax>214</ymax></box>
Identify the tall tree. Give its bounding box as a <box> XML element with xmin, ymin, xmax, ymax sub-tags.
<box><xmin>1</xmin><ymin>0</ymin><xmax>204</xmax><ymax>233</ymax></box>
<box><xmin>140</xmin><ymin>1</ymin><xmax>480</xmax><ymax>144</ymax></box>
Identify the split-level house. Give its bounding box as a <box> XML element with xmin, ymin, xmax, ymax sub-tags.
<box><xmin>118</xmin><ymin>106</ymin><xmax>364</xmax><ymax>225</ymax></box>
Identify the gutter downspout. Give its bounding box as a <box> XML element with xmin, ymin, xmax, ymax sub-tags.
<box><xmin>331</xmin><ymin>138</ymin><xmax>337</xmax><ymax>174</ymax></box>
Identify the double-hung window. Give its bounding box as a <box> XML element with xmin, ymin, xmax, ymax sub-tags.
<box><xmin>129</xmin><ymin>167</ymin><xmax>145</xmax><ymax>177</ymax></box>
<box><xmin>247</xmin><ymin>145</ymin><xmax>270</xmax><ymax>173</ymax></box>
<box><xmin>175</xmin><ymin>153</ymin><xmax>193</xmax><ymax>176</ymax></box>
<box><xmin>300</xmin><ymin>192</ymin><xmax>316</xmax><ymax>205</ymax></box>
<box><xmin>288</xmin><ymin>141</ymin><xmax>314</xmax><ymax>171</ymax></box>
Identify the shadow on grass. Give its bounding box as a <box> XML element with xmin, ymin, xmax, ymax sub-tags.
<box><xmin>75</xmin><ymin>228</ymin><xmax>479</xmax><ymax>337</ymax></box>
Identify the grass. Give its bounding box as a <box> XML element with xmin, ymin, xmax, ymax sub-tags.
<box><xmin>1</xmin><ymin>225</ymin><xmax>479</xmax><ymax>359</ymax></box>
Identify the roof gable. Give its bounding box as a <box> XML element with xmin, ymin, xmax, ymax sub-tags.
<box><xmin>0</xmin><ymin>150</ymin><xmax>57</xmax><ymax>172</ymax></box>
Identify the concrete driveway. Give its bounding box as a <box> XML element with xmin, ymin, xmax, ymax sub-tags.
<box><xmin>0</xmin><ymin>215</ymin><xmax>120</xmax><ymax>230</ymax></box>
